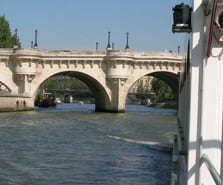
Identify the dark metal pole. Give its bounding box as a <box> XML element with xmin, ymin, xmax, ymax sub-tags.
<box><xmin>15</xmin><ymin>28</ymin><xmax>18</xmax><ymax>39</ymax></box>
<box><xmin>106</xmin><ymin>31</ymin><xmax>111</xmax><ymax>49</ymax></box>
<box><xmin>125</xmin><ymin>32</ymin><xmax>129</xmax><ymax>50</ymax></box>
<box><xmin>96</xmin><ymin>42</ymin><xmax>99</xmax><ymax>50</ymax></box>
<box><xmin>14</xmin><ymin>28</ymin><xmax>18</xmax><ymax>46</ymax></box>
<box><xmin>112</xmin><ymin>43</ymin><xmax>114</xmax><ymax>50</ymax></box>
<box><xmin>34</xmin><ymin>29</ymin><xmax>38</xmax><ymax>48</ymax></box>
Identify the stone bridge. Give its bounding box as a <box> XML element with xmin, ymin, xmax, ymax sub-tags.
<box><xmin>0</xmin><ymin>48</ymin><xmax>184</xmax><ymax>112</ymax></box>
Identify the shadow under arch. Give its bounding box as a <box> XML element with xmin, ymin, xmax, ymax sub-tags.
<box><xmin>126</xmin><ymin>71</ymin><xmax>179</xmax><ymax>106</ymax></box>
<box><xmin>149</xmin><ymin>71</ymin><xmax>180</xmax><ymax>100</ymax></box>
<box><xmin>33</xmin><ymin>71</ymin><xmax>111</xmax><ymax>112</ymax></box>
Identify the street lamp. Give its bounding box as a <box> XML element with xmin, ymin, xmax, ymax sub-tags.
<box><xmin>96</xmin><ymin>42</ymin><xmax>99</xmax><ymax>50</ymax></box>
<box><xmin>125</xmin><ymin>32</ymin><xmax>130</xmax><ymax>50</ymax></box>
<box><xmin>34</xmin><ymin>29</ymin><xmax>38</xmax><ymax>48</ymax></box>
<box><xmin>13</xmin><ymin>28</ymin><xmax>18</xmax><ymax>47</ymax></box>
<box><xmin>112</xmin><ymin>43</ymin><xmax>114</xmax><ymax>50</ymax></box>
<box><xmin>106</xmin><ymin>31</ymin><xmax>111</xmax><ymax>49</ymax></box>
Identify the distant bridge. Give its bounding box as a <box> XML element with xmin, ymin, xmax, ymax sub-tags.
<box><xmin>0</xmin><ymin>48</ymin><xmax>184</xmax><ymax>112</ymax></box>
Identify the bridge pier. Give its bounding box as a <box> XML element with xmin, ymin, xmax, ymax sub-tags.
<box><xmin>15</xmin><ymin>74</ymin><xmax>35</xmax><ymax>95</ymax></box>
<box><xmin>104</xmin><ymin>78</ymin><xmax>127</xmax><ymax>113</ymax></box>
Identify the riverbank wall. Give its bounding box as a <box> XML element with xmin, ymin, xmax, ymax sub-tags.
<box><xmin>0</xmin><ymin>94</ymin><xmax>34</xmax><ymax>112</ymax></box>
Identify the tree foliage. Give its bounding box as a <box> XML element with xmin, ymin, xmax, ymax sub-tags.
<box><xmin>137</xmin><ymin>80</ymin><xmax>150</xmax><ymax>94</ymax></box>
<box><xmin>151</xmin><ymin>77</ymin><xmax>175</xmax><ymax>102</ymax></box>
<box><xmin>0</xmin><ymin>16</ymin><xmax>21</xmax><ymax>48</ymax></box>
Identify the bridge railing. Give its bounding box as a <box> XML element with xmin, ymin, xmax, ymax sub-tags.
<box><xmin>0</xmin><ymin>48</ymin><xmax>14</xmax><ymax>54</ymax></box>
<box><xmin>131</xmin><ymin>51</ymin><xmax>182</xmax><ymax>57</ymax></box>
<box><xmin>0</xmin><ymin>48</ymin><xmax>185</xmax><ymax>57</ymax></box>
<box><xmin>200</xmin><ymin>154</ymin><xmax>222</xmax><ymax>185</ymax></box>
<box><xmin>0</xmin><ymin>48</ymin><xmax>107</xmax><ymax>56</ymax></box>
<box><xmin>42</xmin><ymin>50</ymin><xmax>106</xmax><ymax>56</ymax></box>
<box><xmin>106</xmin><ymin>50</ymin><xmax>184</xmax><ymax>59</ymax></box>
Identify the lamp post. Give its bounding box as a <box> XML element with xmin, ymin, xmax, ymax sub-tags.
<box><xmin>14</xmin><ymin>28</ymin><xmax>18</xmax><ymax>47</ymax></box>
<box><xmin>96</xmin><ymin>42</ymin><xmax>99</xmax><ymax>50</ymax></box>
<box><xmin>34</xmin><ymin>29</ymin><xmax>38</xmax><ymax>48</ymax></box>
<box><xmin>112</xmin><ymin>43</ymin><xmax>114</xmax><ymax>50</ymax></box>
<box><xmin>14</xmin><ymin>29</ymin><xmax>18</xmax><ymax>39</ymax></box>
<box><xmin>106</xmin><ymin>31</ymin><xmax>111</xmax><ymax>49</ymax></box>
<box><xmin>125</xmin><ymin>32</ymin><xmax>130</xmax><ymax>50</ymax></box>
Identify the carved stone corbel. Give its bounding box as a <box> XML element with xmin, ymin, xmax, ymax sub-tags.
<box><xmin>27</xmin><ymin>74</ymin><xmax>35</xmax><ymax>82</ymax></box>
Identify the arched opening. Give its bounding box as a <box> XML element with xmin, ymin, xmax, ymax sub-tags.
<box><xmin>34</xmin><ymin>71</ymin><xmax>110</xmax><ymax>111</ymax></box>
<box><xmin>150</xmin><ymin>72</ymin><xmax>179</xmax><ymax>98</ymax></box>
<box><xmin>127</xmin><ymin>71</ymin><xmax>179</xmax><ymax>108</ymax></box>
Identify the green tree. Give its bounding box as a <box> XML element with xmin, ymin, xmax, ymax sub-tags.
<box><xmin>137</xmin><ymin>80</ymin><xmax>150</xmax><ymax>94</ymax></box>
<box><xmin>151</xmin><ymin>78</ymin><xmax>174</xmax><ymax>102</ymax></box>
<box><xmin>0</xmin><ymin>16</ymin><xmax>21</xmax><ymax>48</ymax></box>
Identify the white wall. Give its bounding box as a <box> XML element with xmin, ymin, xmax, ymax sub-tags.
<box><xmin>187</xmin><ymin>0</ymin><xmax>223</xmax><ymax>184</ymax></box>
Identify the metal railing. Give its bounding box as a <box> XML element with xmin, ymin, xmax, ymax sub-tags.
<box><xmin>200</xmin><ymin>154</ymin><xmax>222</xmax><ymax>185</ymax></box>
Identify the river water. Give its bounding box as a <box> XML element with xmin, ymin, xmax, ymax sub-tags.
<box><xmin>0</xmin><ymin>104</ymin><xmax>177</xmax><ymax>185</ymax></box>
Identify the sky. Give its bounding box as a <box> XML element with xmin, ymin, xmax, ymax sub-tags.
<box><xmin>1</xmin><ymin>0</ymin><xmax>192</xmax><ymax>53</ymax></box>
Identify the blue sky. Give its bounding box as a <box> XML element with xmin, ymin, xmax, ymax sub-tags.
<box><xmin>1</xmin><ymin>0</ymin><xmax>192</xmax><ymax>52</ymax></box>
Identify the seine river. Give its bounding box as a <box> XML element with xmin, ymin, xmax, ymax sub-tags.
<box><xmin>0</xmin><ymin>104</ymin><xmax>177</xmax><ymax>185</ymax></box>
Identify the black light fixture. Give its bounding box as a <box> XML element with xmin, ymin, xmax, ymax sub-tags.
<box><xmin>172</xmin><ymin>3</ymin><xmax>192</xmax><ymax>33</ymax></box>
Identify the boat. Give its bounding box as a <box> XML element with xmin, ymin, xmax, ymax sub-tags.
<box><xmin>78</xmin><ymin>101</ymin><xmax>84</xmax><ymax>105</ymax></box>
<box><xmin>35</xmin><ymin>93</ymin><xmax>57</xmax><ymax>108</ymax></box>
<box><xmin>55</xmin><ymin>97</ymin><xmax>62</xmax><ymax>104</ymax></box>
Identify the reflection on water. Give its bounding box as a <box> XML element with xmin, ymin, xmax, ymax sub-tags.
<box><xmin>0</xmin><ymin>104</ymin><xmax>177</xmax><ymax>185</ymax></box>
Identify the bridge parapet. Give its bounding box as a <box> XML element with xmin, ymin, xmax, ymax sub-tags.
<box><xmin>0</xmin><ymin>48</ymin><xmax>183</xmax><ymax>63</ymax></box>
<box><xmin>40</xmin><ymin>50</ymin><xmax>106</xmax><ymax>57</ymax></box>
<box><xmin>106</xmin><ymin>49</ymin><xmax>182</xmax><ymax>58</ymax></box>
<box><xmin>0</xmin><ymin>48</ymin><xmax>184</xmax><ymax>78</ymax></box>
<box><xmin>0</xmin><ymin>48</ymin><xmax>14</xmax><ymax>54</ymax></box>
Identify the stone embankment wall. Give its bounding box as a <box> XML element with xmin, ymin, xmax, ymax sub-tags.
<box><xmin>0</xmin><ymin>95</ymin><xmax>34</xmax><ymax>112</ymax></box>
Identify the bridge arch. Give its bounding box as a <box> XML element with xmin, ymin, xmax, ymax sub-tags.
<box><xmin>149</xmin><ymin>71</ymin><xmax>179</xmax><ymax>97</ymax></box>
<box><xmin>31</xmin><ymin>70</ymin><xmax>111</xmax><ymax>112</ymax></box>
<box><xmin>0</xmin><ymin>81</ymin><xmax>11</xmax><ymax>93</ymax></box>
<box><xmin>124</xmin><ymin>69</ymin><xmax>180</xmax><ymax>104</ymax></box>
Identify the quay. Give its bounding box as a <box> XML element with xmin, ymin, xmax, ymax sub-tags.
<box><xmin>0</xmin><ymin>93</ymin><xmax>33</xmax><ymax>111</ymax></box>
